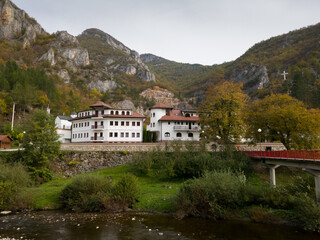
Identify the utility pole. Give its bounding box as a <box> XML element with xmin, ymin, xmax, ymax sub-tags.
<box><xmin>11</xmin><ymin>102</ymin><xmax>15</xmax><ymax>131</ymax></box>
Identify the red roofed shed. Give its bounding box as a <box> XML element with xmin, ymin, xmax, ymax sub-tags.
<box><xmin>0</xmin><ymin>135</ymin><xmax>13</xmax><ymax>149</ymax></box>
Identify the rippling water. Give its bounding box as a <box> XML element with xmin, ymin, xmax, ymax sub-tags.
<box><xmin>0</xmin><ymin>211</ymin><xmax>319</xmax><ymax>240</ymax></box>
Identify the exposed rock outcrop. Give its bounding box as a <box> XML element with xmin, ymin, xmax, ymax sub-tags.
<box><xmin>112</xmin><ymin>99</ymin><xmax>148</xmax><ymax>116</ymax></box>
<box><xmin>233</xmin><ymin>64</ymin><xmax>269</xmax><ymax>94</ymax></box>
<box><xmin>60</xmin><ymin>48</ymin><xmax>90</xmax><ymax>67</ymax></box>
<box><xmin>140</xmin><ymin>86</ymin><xmax>181</xmax><ymax>108</ymax></box>
<box><xmin>39</xmin><ymin>48</ymin><xmax>55</xmax><ymax>66</ymax></box>
<box><xmin>0</xmin><ymin>0</ymin><xmax>45</xmax><ymax>44</ymax></box>
<box><xmin>79</xmin><ymin>28</ymin><xmax>156</xmax><ymax>82</ymax></box>
<box><xmin>88</xmin><ymin>80</ymin><xmax>117</xmax><ymax>92</ymax></box>
<box><xmin>58</xmin><ymin>69</ymin><xmax>70</xmax><ymax>82</ymax></box>
<box><xmin>51</xmin><ymin>31</ymin><xmax>90</xmax><ymax>68</ymax></box>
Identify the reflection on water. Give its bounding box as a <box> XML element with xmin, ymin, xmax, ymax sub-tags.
<box><xmin>0</xmin><ymin>211</ymin><xmax>319</xmax><ymax>240</ymax></box>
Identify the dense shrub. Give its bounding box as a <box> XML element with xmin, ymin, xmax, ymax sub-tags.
<box><xmin>60</xmin><ymin>174</ymin><xmax>139</xmax><ymax>212</ymax></box>
<box><xmin>60</xmin><ymin>175</ymin><xmax>112</xmax><ymax>212</ymax></box>
<box><xmin>0</xmin><ymin>163</ymin><xmax>32</xmax><ymax>210</ymax></box>
<box><xmin>0</xmin><ymin>181</ymin><xmax>16</xmax><ymax>210</ymax></box>
<box><xmin>291</xmin><ymin>194</ymin><xmax>320</xmax><ymax>232</ymax></box>
<box><xmin>112</xmin><ymin>174</ymin><xmax>139</xmax><ymax>207</ymax></box>
<box><xmin>28</xmin><ymin>167</ymin><xmax>53</xmax><ymax>183</ymax></box>
<box><xmin>175</xmin><ymin>170</ymin><xmax>246</xmax><ymax>219</ymax></box>
<box><xmin>244</xmin><ymin>184</ymin><xmax>294</xmax><ymax>209</ymax></box>
<box><xmin>132</xmin><ymin>144</ymin><xmax>251</xmax><ymax>179</ymax></box>
<box><xmin>0</xmin><ymin>163</ymin><xmax>31</xmax><ymax>187</ymax></box>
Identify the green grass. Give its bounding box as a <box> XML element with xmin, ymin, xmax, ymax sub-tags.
<box><xmin>28</xmin><ymin>164</ymin><xmax>184</xmax><ymax>211</ymax></box>
<box><xmin>27</xmin><ymin>162</ymin><xmax>309</xmax><ymax>212</ymax></box>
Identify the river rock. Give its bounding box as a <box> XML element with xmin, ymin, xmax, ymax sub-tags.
<box><xmin>0</xmin><ymin>210</ymin><xmax>12</xmax><ymax>215</ymax></box>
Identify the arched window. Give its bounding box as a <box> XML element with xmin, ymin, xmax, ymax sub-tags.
<box><xmin>115</xmin><ymin>111</ymin><xmax>119</xmax><ymax>115</ymax></box>
<box><xmin>165</xmin><ymin>132</ymin><xmax>170</xmax><ymax>137</ymax></box>
<box><xmin>127</xmin><ymin>111</ymin><xmax>130</xmax><ymax>115</ymax></box>
<box><xmin>176</xmin><ymin>132</ymin><xmax>182</xmax><ymax>138</ymax></box>
<box><xmin>188</xmin><ymin>133</ymin><xmax>193</xmax><ymax>138</ymax></box>
<box><xmin>122</xmin><ymin>111</ymin><xmax>125</xmax><ymax>115</ymax></box>
<box><xmin>111</xmin><ymin>111</ymin><xmax>114</xmax><ymax>115</ymax></box>
<box><xmin>185</xmin><ymin>113</ymin><xmax>190</xmax><ymax>117</ymax></box>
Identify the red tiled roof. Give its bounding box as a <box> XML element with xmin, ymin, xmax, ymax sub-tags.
<box><xmin>89</xmin><ymin>101</ymin><xmax>113</xmax><ymax>109</ymax></box>
<box><xmin>151</xmin><ymin>102</ymin><xmax>173</xmax><ymax>109</ymax></box>
<box><xmin>159</xmin><ymin>115</ymin><xmax>199</xmax><ymax>122</ymax></box>
<box><xmin>0</xmin><ymin>135</ymin><xmax>13</xmax><ymax>141</ymax></box>
<box><xmin>158</xmin><ymin>109</ymin><xmax>199</xmax><ymax>121</ymax></box>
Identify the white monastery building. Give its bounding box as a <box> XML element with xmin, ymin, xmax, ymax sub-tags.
<box><xmin>147</xmin><ymin>103</ymin><xmax>201</xmax><ymax>141</ymax></box>
<box><xmin>56</xmin><ymin>101</ymin><xmax>145</xmax><ymax>143</ymax></box>
<box><xmin>55</xmin><ymin>115</ymin><xmax>73</xmax><ymax>143</ymax></box>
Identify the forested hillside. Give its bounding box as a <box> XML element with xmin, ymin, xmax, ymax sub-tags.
<box><xmin>141</xmin><ymin>53</ymin><xmax>218</xmax><ymax>97</ymax></box>
<box><xmin>224</xmin><ymin>22</ymin><xmax>320</xmax><ymax>107</ymax></box>
<box><xmin>142</xmin><ymin>23</ymin><xmax>320</xmax><ymax>108</ymax></box>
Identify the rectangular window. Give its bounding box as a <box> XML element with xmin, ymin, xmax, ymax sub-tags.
<box><xmin>132</xmin><ymin>122</ymin><xmax>135</xmax><ymax>126</ymax></box>
<box><xmin>126</xmin><ymin>121</ymin><xmax>129</xmax><ymax>126</ymax></box>
<box><xmin>115</xmin><ymin>132</ymin><xmax>118</xmax><ymax>137</ymax></box>
<box><xmin>132</xmin><ymin>132</ymin><xmax>135</xmax><ymax>138</ymax></box>
<box><xmin>109</xmin><ymin>132</ymin><xmax>113</xmax><ymax>137</ymax></box>
<box><xmin>101</xmin><ymin>121</ymin><xmax>104</xmax><ymax>126</ymax></box>
<box><xmin>78</xmin><ymin>133</ymin><xmax>80</xmax><ymax>138</ymax></box>
<box><xmin>121</xmin><ymin>132</ymin><xmax>124</xmax><ymax>137</ymax></box>
<box><xmin>137</xmin><ymin>133</ymin><xmax>140</xmax><ymax>138</ymax></box>
<box><xmin>115</xmin><ymin>121</ymin><xmax>118</xmax><ymax>126</ymax></box>
<box><xmin>168</xmin><ymin>122</ymin><xmax>170</xmax><ymax>125</ymax></box>
<box><xmin>121</xmin><ymin>121</ymin><xmax>124</xmax><ymax>126</ymax></box>
<box><xmin>137</xmin><ymin>122</ymin><xmax>141</xmax><ymax>126</ymax></box>
<box><xmin>125</xmin><ymin>132</ymin><xmax>129</xmax><ymax>137</ymax></box>
<box><xmin>110</xmin><ymin>121</ymin><xmax>114</xmax><ymax>126</ymax></box>
<box><xmin>100</xmin><ymin>132</ymin><xmax>103</xmax><ymax>137</ymax></box>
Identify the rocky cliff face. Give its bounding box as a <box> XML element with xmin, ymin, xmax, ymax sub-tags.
<box><xmin>232</xmin><ymin>64</ymin><xmax>269</xmax><ymax>94</ymax></box>
<box><xmin>140</xmin><ymin>86</ymin><xmax>192</xmax><ymax>109</ymax></box>
<box><xmin>140</xmin><ymin>53</ymin><xmax>171</xmax><ymax>66</ymax></box>
<box><xmin>0</xmin><ymin>0</ymin><xmax>45</xmax><ymax>46</ymax></box>
<box><xmin>78</xmin><ymin>28</ymin><xmax>156</xmax><ymax>82</ymax></box>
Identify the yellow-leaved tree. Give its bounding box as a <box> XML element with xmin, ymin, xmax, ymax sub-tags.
<box><xmin>198</xmin><ymin>81</ymin><xmax>248</xmax><ymax>145</ymax></box>
<box><xmin>244</xmin><ymin>94</ymin><xmax>320</xmax><ymax>150</ymax></box>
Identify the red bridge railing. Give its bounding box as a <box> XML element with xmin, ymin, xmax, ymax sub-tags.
<box><xmin>242</xmin><ymin>150</ymin><xmax>320</xmax><ymax>161</ymax></box>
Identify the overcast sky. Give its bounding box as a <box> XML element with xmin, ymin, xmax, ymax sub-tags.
<box><xmin>13</xmin><ymin>0</ymin><xmax>320</xmax><ymax>65</ymax></box>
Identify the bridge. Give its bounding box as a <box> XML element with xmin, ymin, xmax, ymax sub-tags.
<box><xmin>242</xmin><ymin>150</ymin><xmax>320</xmax><ymax>205</ymax></box>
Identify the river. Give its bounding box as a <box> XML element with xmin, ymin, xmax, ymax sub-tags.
<box><xmin>0</xmin><ymin>211</ymin><xmax>319</xmax><ymax>240</ymax></box>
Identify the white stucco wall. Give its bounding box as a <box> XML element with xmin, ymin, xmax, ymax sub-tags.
<box><xmin>71</xmin><ymin>118</ymin><xmax>144</xmax><ymax>143</ymax></box>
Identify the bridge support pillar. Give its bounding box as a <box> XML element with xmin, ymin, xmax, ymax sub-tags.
<box><xmin>267</xmin><ymin>164</ymin><xmax>280</xmax><ymax>187</ymax></box>
<box><xmin>304</xmin><ymin>169</ymin><xmax>320</xmax><ymax>205</ymax></box>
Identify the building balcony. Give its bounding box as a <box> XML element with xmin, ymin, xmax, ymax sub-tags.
<box><xmin>91</xmin><ymin>114</ymin><xmax>103</xmax><ymax>119</ymax></box>
<box><xmin>173</xmin><ymin>126</ymin><xmax>200</xmax><ymax>131</ymax></box>
<box><xmin>91</xmin><ymin>125</ymin><xmax>104</xmax><ymax>130</ymax></box>
<box><xmin>90</xmin><ymin>137</ymin><xmax>104</xmax><ymax>141</ymax></box>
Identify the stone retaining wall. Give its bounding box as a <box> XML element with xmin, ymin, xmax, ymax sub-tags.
<box><xmin>60</xmin><ymin>143</ymin><xmax>166</xmax><ymax>152</ymax></box>
<box><xmin>51</xmin><ymin>151</ymin><xmax>137</xmax><ymax>177</ymax></box>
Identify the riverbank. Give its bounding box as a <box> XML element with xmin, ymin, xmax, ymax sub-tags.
<box><xmin>2</xmin><ymin>211</ymin><xmax>319</xmax><ymax>240</ymax></box>
<box><xmin>27</xmin><ymin>164</ymin><xmax>183</xmax><ymax>212</ymax></box>
<box><xmin>2</xmin><ymin>149</ymin><xmax>320</xmax><ymax>233</ymax></box>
